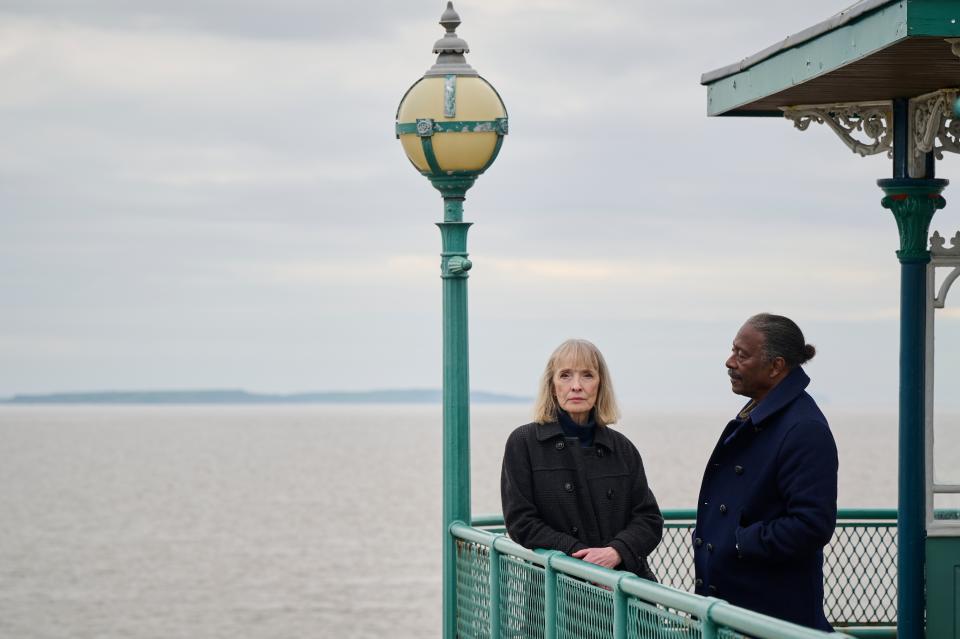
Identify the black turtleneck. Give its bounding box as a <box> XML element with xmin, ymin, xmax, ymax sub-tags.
<box><xmin>557</xmin><ymin>408</ymin><xmax>596</xmax><ymax>447</ymax></box>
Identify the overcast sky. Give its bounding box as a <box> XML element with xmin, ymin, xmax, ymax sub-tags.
<box><xmin>2</xmin><ymin>0</ymin><xmax>959</xmax><ymax>410</ymax></box>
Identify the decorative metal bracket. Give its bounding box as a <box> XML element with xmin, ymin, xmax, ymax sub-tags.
<box><xmin>782</xmin><ymin>101</ymin><xmax>892</xmax><ymax>157</ymax></box>
<box><xmin>909</xmin><ymin>88</ymin><xmax>960</xmax><ymax>177</ymax></box>
<box><xmin>781</xmin><ymin>90</ymin><xmax>960</xmax><ymax>174</ymax></box>
<box><xmin>946</xmin><ymin>38</ymin><xmax>960</xmax><ymax>61</ymax></box>
<box><xmin>930</xmin><ymin>230</ymin><xmax>960</xmax><ymax>308</ymax></box>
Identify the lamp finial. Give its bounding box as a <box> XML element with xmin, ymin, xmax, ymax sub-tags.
<box><xmin>425</xmin><ymin>2</ymin><xmax>477</xmax><ymax>77</ymax></box>
<box><xmin>439</xmin><ymin>2</ymin><xmax>461</xmax><ymax>35</ymax></box>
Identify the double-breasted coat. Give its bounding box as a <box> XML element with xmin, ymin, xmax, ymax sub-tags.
<box><xmin>694</xmin><ymin>366</ymin><xmax>838</xmax><ymax>631</ymax></box>
<box><xmin>501</xmin><ymin>421</ymin><xmax>663</xmax><ymax>579</ymax></box>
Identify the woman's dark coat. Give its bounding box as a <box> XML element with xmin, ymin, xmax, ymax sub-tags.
<box><xmin>501</xmin><ymin>421</ymin><xmax>663</xmax><ymax>579</ymax></box>
<box><xmin>694</xmin><ymin>366</ymin><xmax>838</xmax><ymax>631</ymax></box>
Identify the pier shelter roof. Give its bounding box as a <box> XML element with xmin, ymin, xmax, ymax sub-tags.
<box><xmin>701</xmin><ymin>0</ymin><xmax>960</xmax><ymax>116</ymax></box>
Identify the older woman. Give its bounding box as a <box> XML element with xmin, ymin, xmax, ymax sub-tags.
<box><xmin>500</xmin><ymin>339</ymin><xmax>663</xmax><ymax>579</ymax></box>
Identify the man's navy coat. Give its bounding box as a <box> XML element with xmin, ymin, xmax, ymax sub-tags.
<box><xmin>693</xmin><ymin>367</ymin><xmax>838</xmax><ymax>631</ymax></box>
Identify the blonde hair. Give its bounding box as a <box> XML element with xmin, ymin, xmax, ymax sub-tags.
<box><xmin>533</xmin><ymin>339</ymin><xmax>621</xmax><ymax>426</ymax></box>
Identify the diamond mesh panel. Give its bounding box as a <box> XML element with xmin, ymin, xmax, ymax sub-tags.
<box><xmin>823</xmin><ymin>524</ymin><xmax>897</xmax><ymax>624</ymax></box>
<box><xmin>649</xmin><ymin>523</ymin><xmax>696</xmax><ymax>592</ymax></box>
<box><xmin>500</xmin><ymin>555</ymin><xmax>546</xmax><ymax>639</ymax></box>
<box><xmin>556</xmin><ymin>574</ymin><xmax>614</xmax><ymax>639</ymax></box>
<box><xmin>456</xmin><ymin>540</ymin><xmax>491</xmax><ymax>639</ymax></box>
<box><xmin>626</xmin><ymin>599</ymin><xmax>703</xmax><ymax>639</ymax></box>
<box><xmin>647</xmin><ymin>519</ymin><xmax>897</xmax><ymax>626</ymax></box>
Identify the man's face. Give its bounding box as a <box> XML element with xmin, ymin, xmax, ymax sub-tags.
<box><xmin>726</xmin><ymin>323</ymin><xmax>778</xmax><ymax>401</ymax></box>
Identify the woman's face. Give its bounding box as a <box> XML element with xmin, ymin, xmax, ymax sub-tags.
<box><xmin>552</xmin><ymin>358</ymin><xmax>600</xmax><ymax>424</ymax></box>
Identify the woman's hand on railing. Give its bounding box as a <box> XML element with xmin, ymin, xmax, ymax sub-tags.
<box><xmin>571</xmin><ymin>546</ymin><xmax>622</xmax><ymax>569</ymax></box>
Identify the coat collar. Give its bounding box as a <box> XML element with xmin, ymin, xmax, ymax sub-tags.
<box><xmin>535</xmin><ymin>420</ymin><xmax>615</xmax><ymax>449</ymax></box>
<box><xmin>745</xmin><ymin>365</ymin><xmax>810</xmax><ymax>426</ymax></box>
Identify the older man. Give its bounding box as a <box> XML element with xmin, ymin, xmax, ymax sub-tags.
<box><xmin>693</xmin><ymin>313</ymin><xmax>838</xmax><ymax>631</ymax></box>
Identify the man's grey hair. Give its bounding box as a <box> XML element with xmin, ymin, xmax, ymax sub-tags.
<box><xmin>746</xmin><ymin>313</ymin><xmax>816</xmax><ymax>369</ymax></box>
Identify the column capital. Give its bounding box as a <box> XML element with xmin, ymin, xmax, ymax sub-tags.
<box><xmin>878</xmin><ymin>178</ymin><xmax>949</xmax><ymax>262</ymax></box>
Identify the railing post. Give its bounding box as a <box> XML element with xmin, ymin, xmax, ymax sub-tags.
<box><xmin>544</xmin><ymin>551</ymin><xmax>561</xmax><ymax>639</ymax></box>
<box><xmin>613</xmin><ymin>576</ymin><xmax>628</xmax><ymax>639</ymax></box>
<box><xmin>701</xmin><ymin>598</ymin><xmax>721</xmax><ymax>639</ymax></box>
<box><xmin>489</xmin><ymin>535</ymin><xmax>502</xmax><ymax>639</ymax></box>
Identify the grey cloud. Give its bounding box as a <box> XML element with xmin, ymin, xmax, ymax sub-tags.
<box><xmin>1</xmin><ymin>0</ymin><xmax>955</xmax><ymax>406</ymax></box>
<box><xmin>0</xmin><ymin>0</ymin><xmax>419</xmax><ymax>41</ymax></box>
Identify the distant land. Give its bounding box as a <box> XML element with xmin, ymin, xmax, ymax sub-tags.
<box><xmin>1</xmin><ymin>389</ymin><xmax>530</xmax><ymax>405</ymax></box>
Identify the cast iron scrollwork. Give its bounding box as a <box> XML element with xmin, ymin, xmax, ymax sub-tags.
<box><xmin>930</xmin><ymin>230</ymin><xmax>960</xmax><ymax>309</ymax></box>
<box><xmin>911</xmin><ymin>89</ymin><xmax>960</xmax><ymax>161</ymax></box>
<box><xmin>782</xmin><ymin>102</ymin><xmax>892</xmax><ymax>157</ymax></box>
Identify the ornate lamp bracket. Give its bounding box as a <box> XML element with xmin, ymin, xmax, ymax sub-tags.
<box><xmin>909</xmin><ymin>88</ymin><xmax>960</xmax><ymax>177</ymax></box>
<box><xmin>782</xmin><ymin>101</ymin><xmax>892</xmax><ymax>157</ymax></box>
<box><xmin>930</xmin><ymin>230</ymin><xmax>960</xmax><ymax>308</ymax></box>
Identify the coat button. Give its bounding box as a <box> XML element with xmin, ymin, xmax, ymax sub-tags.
<box><xmin>694</xmin><ymin>537</ymin><xmax>703</xmax><ymax>547</ymax></box>
<box><xmin>564</xmin><ymin>482</ymin><xmax>574</xmax><ymax>492</ymax></box>
<box><xmin>734</xmin><ymin>465</ymin><xmax>744</xmax><ymax>475</ymax></box>
<box><xmin>606</xmin><ymin>489</ymin><xmax>615</xmax><ymax>499</ymax></box>
<box><xmin>572</xmin><ymin>526</ymin><xmax>579</xmax><ymax>534</ymax></box>
<box><xmin>719</xmin><ymin>504</ymin><xmax>727</xmax><ymax>514</ymax></box>
<box><xmin>708</xmin><ymin>585</ymin><xmax>718</xmax><ymax>595</ymax></box>
<box><xmin>706</xmin><ymin>543</ymin><xmax>714</xmax><ymax>552</ymax></box>
<box><xmin>695</xmin><ymin>578</ymin><xmax>703</xmax><ymax>587</ymax></box>
<box><xmin>555</xmin><ymin>441</ymin><xmax>566</xmax><ymax>450</ymax></box>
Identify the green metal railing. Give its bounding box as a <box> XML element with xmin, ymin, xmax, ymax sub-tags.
<box><xmin>463</xmin><ymin>509</ymin><xmax>902</xmax><ymax>638</ymax></box>
<box><xmin>651</xmin><ymin>509</ymin><xmax>898</xmax><ymax>631</ymax></box>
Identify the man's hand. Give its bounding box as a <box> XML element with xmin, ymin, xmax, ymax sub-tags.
<box><xmin>571</xmin><ymin>546</ymin><xmax>622</xmax><ymax>569</ymax></box>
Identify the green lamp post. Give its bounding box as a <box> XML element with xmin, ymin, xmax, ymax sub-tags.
<box><xmin>395</xmin><ymin>4</ymin><xmax>507</xmax><ymax>637</ymax></box>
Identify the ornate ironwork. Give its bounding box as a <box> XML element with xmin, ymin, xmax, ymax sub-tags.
<box><xmin>930</xmin><ymin>231</ymin><xmax>960</xmax><ymax>309</ymax></box>
<box><xmin>782</xmin><ymin>101</ymin><xmax>892</xmax><ymax>157</ymax></box>
<box><xmin>931</xmin><ymin>230</ymin><xmax>960</xmax><ymax>257</ymax></box>
<box><xmin>909</xmin><ymin>89</ymin><xmax>960</xmax><ymax>176</ymax></box>
<box><xmin>947</xmin><ymin>38</ymin><xmax>960</xmax><ymax>62</ymax></box>
<box><xmin>416</xmin><ymin>118</ymin><xmax>434</xmax><ymax>137</ymax></box>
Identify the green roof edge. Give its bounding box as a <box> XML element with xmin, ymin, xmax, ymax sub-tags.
<box><xmin>702</xmin><ymin>0</ymin><xmax>960</xmax><ymax>117</ymax></box>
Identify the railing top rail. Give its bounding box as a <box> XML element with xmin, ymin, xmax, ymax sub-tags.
<box><xmin>709</xmin><ymin>601</ymin><xmax>842</xmax><ymax>638</ymax></box>
<box><xmin>452</xmin><ymin>521</ymin><xmax>545</xmax><ymax>565</ymax></box>
<box><xmin>472</xmin><ymin>507</ymin><xmax>912</xmax><ymax>528</ymax></box>
<box><xmin>469</xmin><ymin>513</ymin><xmax>504</xmax><ymax>527</ymax></box>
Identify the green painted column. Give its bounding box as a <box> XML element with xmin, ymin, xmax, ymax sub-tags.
<box><xmin>432</xmin><ymin>174</ymin><xmax>477</xmax><ymax>639</ymax></box>
<box><xmin>878</xmin><ymin>177</ymin><xmax>948</xmax><ymax>639</ymax></box>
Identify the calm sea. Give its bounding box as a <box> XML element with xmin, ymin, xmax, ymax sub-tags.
<box><xmin>0</xmin><ymin>404</ymin><xmax>935</xmax><ymax>638</ymax></box>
